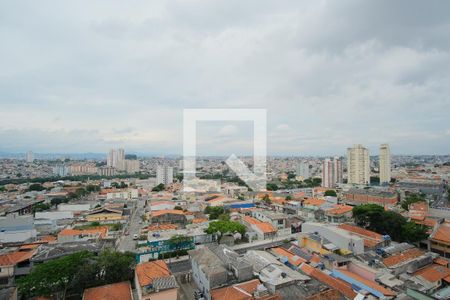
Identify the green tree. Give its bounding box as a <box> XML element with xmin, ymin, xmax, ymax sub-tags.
<box><xmin>152</xmin><ymin>183</ymin><xmax>165</xmax><ymax>192</ymax></box>
<box><xmin>352</xmin><ymin>204</ymin><xmax>428</xmax><ymax>243</ymax></box>
<box><xmin>401</xmin><ymin>193</ymin><xmax>426</xmax><ymax>211</ymax></box>
<box><xmin>402</xmin><ymin>222</ymin><xmax>428</xmax><ymax>243</ymax></box>
<box><xmin>266</xmin><ymin>183</ymin><xmax>278</xmax><ymax>191</ymax></box>
<box><xmin>205</xmin><ymin>220</ymin><xmax>246</xmax><ymax>243</ymax></box>
<box><xmin>324</xmin><ymin>190</ymin><xmax>337</xmax><ymax>197</ymax></box>
<box><xmin>174</xmin><ymin>205</ymin><xmax>183</xmax><ymax>210</ymax></box>
<box><xmin>285</xmin><ymin>195</ymin><xmax>292</xmax><ymax>200</ymax></box>
<box><xmin>204</xmin><ymin>206</ymin><xmax>224</xmax><ymax>220</ymax></box>
<box><xmin>18</xmin><ymin>250</ymin><xmax>135</xmax><ymax>299</ymax></box>
<box><xmin>32</xmin><ymin>202</ymin><xmax>51</xmax><ymax>213</ymax></box>
<box><xmin>17</xmin><ymin>251</ymin><xmax>93</xmax><ymax>300</ymax></box>
<box><xmin>28</xmin><ymin>183</ymin><xmax>45</xmax><ymax>191</ymax></box>
<box><xmin>169</xmin><ymin>234</ymin><xmax>192</xmax><ymax>256</ymax></box>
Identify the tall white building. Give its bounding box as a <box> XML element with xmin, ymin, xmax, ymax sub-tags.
<box><xmin>125</xmin><ymin>159</ymin><xmax>140</xmax><ymax>174</ymax></box>
<box><xmin>156</xmin><ymin>165</ymin><xmax>173</xmax><ymax>185</ymax></box>
<box><xmin>379</xmin><ymin>144</ymin><xmax>391</xmax><ymax>185</ymax></box>
<box><xmin>26</xmin><ymin>151</ymin><xmax>34</xmax><ymax>163</ymax></box>
<box><xmin>347</xmin><ymin>144</ymin><xmax>370</xmax><ymax>185</ymax></box>
<box><xmin>322</xmin><ymin>157</ymin><xmax>343</xmax><ymax>188</ymax></box>
<box><xmin>296</xmin><ymin>161</ymin><xmax>310</xmax><ymax>180</ymax></box>
<box><xmin>107</xmin><ymin>148</ymin><xmax>125</xmax><ymax>171</ymax></box>
<box><xmin>53</xmin><ymin>165</ymin><xmax>68</xmax><ymax>177</ymax></box>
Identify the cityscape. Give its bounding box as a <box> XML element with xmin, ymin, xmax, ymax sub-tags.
<box><xmin>1</xmin><ymin>1</ymin><xmax>450</xmax><ymax>300</ymax></box>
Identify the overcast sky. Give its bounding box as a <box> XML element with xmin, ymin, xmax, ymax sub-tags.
<box><xmin>1</xmin><ymin>0</ymin><xmax>450</xmax><ymax>156</ymax></box>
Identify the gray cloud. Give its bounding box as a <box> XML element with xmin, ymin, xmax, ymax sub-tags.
<box><xmin>1</xmin><ymin>0</ymin><xmax>450</xmax><ymax>155</ymax></box>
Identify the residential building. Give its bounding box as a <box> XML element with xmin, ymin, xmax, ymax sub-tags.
<box><xmin>208</xmin><ymin>244</ymin><xmax>253</xmax><ymax>282</ymax></box>
<box><xmin>53</xmin><ymin>164</ymin><xmax>69</xmax><ymax>177</ymax></box>
<box><xmin>347</xmin><ymin>144</ymin><xmax>370</xmax><ymax>185</ymax></box>
<box><xmin>97</xmin><ymin>166</ymin><xmax>116</xmax><ymax>177</ymax></box>
<box><xmin>134</xmin><ymin>260</ymin><xmax>179</xmax><ymax>300</ymax></box>
<box><xmin>125</xmin><ymin>159</ymin><xmax>140</xmax><ymax>174</ymax></box>
<box><xmin>57</xmin><ymin>226</ymin><xmax>108</xmax><ymax>243</ymax></box>
<box><xmin>242</xmin><ymin>216</ymin><xmax>277</xmax><ymax>241</ymax></box>
<box><xmin>324</xmin><ymin>205</ymin><xmax>353</xmax><ymax>223</ymax></box>
<box><xmin>338</xmin><ymin>223</ymin><xmax>391</xmax><ymax>249</ymax></box>
<box><xmin>189</xmin><ymin>247</ymin><xmax>228</xmax><ymax>300</ymax></box>
<box><xmin>107</xmin><ymin>148</ymin><xmax>125</xmax><ymax>170</ymax></box>
<box><xmin>299</xmin><ymin>263</ymin><xmax>358</xmax><ymax>300</ymax></box>
<box><xmin>83</xmin><ymin>281</ymin><xmax>133</xmax><ymax>300</ymax></box>
<box><xmin>242</xmin><ymin>250</ymin><xmax>310</xmax><ymax>295</ymax></box>
<box><xmin>85</xmin><ymin>206</ymin><xmax>125</xmax><ymax>223</ymax></box>
<box><xmin>25</xmin><ymin>151</ymin><xmax>34</xmax><ymax>163</ymax></box>
<box><xmin>321</xmin><ymin>157</ymin><xmax>342</xmax><ymax>188</ymax></box>
<box><xmin>156</xmin><ymin>165</ymin><xmax>173</xmax><ymax>185</ymax></box>
<box><xmin>296</xmin><ymin>161</ymin><xmax>310</xmax><ymax>180</ymax></box>
<box><xmin>429</xmin><ymin>220</ymin><xmax>450</xmax><ymax>258</ymax></box>
<box><xmin>301</xmin><ymin>222</ymin><xmax>365</xmax><ymax>254</ymax></box>
<box><xmin>342</xmin><ymin>188</ymin><xmax>398</xmax><ymax>206</ymax></box>
<box><xmin>210</xmin><ymin>279</ymin><xmax>280</xmax><ymax>300</ymax></box>
<box><xmin>0</xmin><ymin>250</ymin><xmax>35</xmax><ymax>287</ymax></box>
<box><xmin>149</xmin><ymin>210</ymin><xmax>187</xmax><ymax>225</ymax></box>
<box><xmin>379</xmin><ymin>143</ymin><xmax>391</xmax><ymax>184</ymax></box>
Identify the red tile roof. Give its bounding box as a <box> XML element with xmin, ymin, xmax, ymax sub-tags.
<box><xmin>383</xmin><ymin>248</ymin><xmax>424</xmax><ymax>268</ymax></box>
<box><xmin>242</xmin><ymin>216</ymin><xmax>277</xmax><ymax>233</ymax></box>
<box><xmin>211</xmin><ymin>279</ymin><xmax>280</xmax><ymax>300</ymax></box>
<box><xmin>271</xmin><ymin>247</ymin><xmax>306</xmax><ymax>266</ymax></box>
<box><xmin>337</xmin><ymin>269</ymin><xmax>396</xmax><ymax>296</ymax></box>
<box><xmin>431</xmin><ymin>221</ymin><xmax>450</xmax><ymax>244</ymax></box>
<box><xmin>338</xmin><ymin>224</ymin><xmax>382</xmax><ymax>241</ymax></box>
<box><xmin>0</xmin><ymin>250</ymin><xmax>35</xmax><ymax>266</ymax></box>
<box><xmin>135</xmin><ymin>260</ymin><xmax>172</xmax><ymax>287</ymax></box>
<box><xmin>58</xmin><ymin>226</ymin><xmax>108</xmax><ymax>239</ymax></box>
<box><xmin>83</xmin><ymin>281</ymin><xmax>132</xmax><ymax>300</ymax></box>
<box><xmin>146</xmin><ymin>224</ymin><xmax>178</xmax><ymax>231</ymax></box>
<box><xmin>414</xmin><ymin>264</ymin><xmax>450</xmax><ymax>283</ymax></box>
<box><xmin>303</xmin><ymin>198</ymin><xmax>325</xmax><ymax>206</ymax></box>
<box><xmin>326</xmin><ymin>205</ymin><xmax>353</xmax><ymax>215</ymax></box>
<box><xmin>151</xmin><ymin>209</ymin><xmax>185</xmax><ymax>217</ymax></box>
<box><xmin>299</xmin><ymin>264</ymin><xmax>357</xmax><ymax>299</ymax></box>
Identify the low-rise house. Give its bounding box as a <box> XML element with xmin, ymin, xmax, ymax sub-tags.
<box><xmin>429</xmin><ymin>220</ymin><xmax>450</xmax><ymax>258</ymax></box>
<box><xmin>0</xmin><ymin>250</ymin><xmax>35</xmax><ymax>287</ymax></box>
<box><xmin>150</xmin><ymin>210</ymin><xmax>187</xmax><ymax>225</ymax></box>
<box><xmin>338</xmin><ymin>223</ymin><xmax>391</xmax><ymax>250</ymax></box>
<box><xmin>134</xmin><ymin>260</ymin><xmax>179</xmax><ymax>300</ymax></box>
<box><xmin>331</xmin><ymin>267</ymin><xmax>396</xmax><ymax>299</ymax></box>
<box><xmin>251</xmin><ymin>211</ymin><xmax>288</xmax><ymax>231</ymax></box>
<box><xmin>242</xmin><ymin>216</ymin><xmax>277</xmax><ymax>241</ymax></box>
<box><xmin>324</xmin><ymin>205</ymin><xmax>353</xmax><ymax>223</ymax></box>
<box><xmin>57</xmin><ymin>226</ymin><xmax>108</xmax><ymax>243</ymax></box>
<box><xmin>269</xmin><ymin>247</ymin><xmax>306</xmax><ymax>270</ymax></box>
<box><xmin>189</xmin><ymin>247</ymin><xmax>228</xmax><ymax>300</ymax></box>
<box><xmin>85</xmin><ymin>206</ymin><xmax>124</xmax><ymax>223</ymax></box>
<box><xmin>413</xmin><ymin>264</ymin><xmax>450</xmax><ymax>292</ymax></box>
<box><xmin>208</xmin><ymin>244</ymin><xmax>253</xmax><ymax>282</ymax></box>
<box><xmin>383</xmin><ymin>247</ymin><xmax>437</xmax><ymax>275</ymax></box>
<box><xmin>210</xmin><ymin>279</ymin><xmax>280</xmax><ymax>300</ymax></box>
<box><xmin>299</xmin><ymin>263</ymin><xmax>358</xmax><ymax>300</ymax></box>
<box><xmin>301</xmin><ymin>222</ymin><xmax>365</xmax><ymax>254</ymax></box>
<box><xmin>83</xmin><ymin>281</ymin><xmax>133</xmax><ymax>300</ymax></box>
<box><xmin>242</xmin><ymin>250</ymin><xmax>310</xmax><ymax>295</ymax></box>
<box><xmin>149</xmin><ymin>201</ymin><xmax>176</xmax><ymax>211</ymax></box>
<box><xmin>343</xmin><ymin>188</ymin><xmax>398</xmax><ymax>206</ymax></box>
